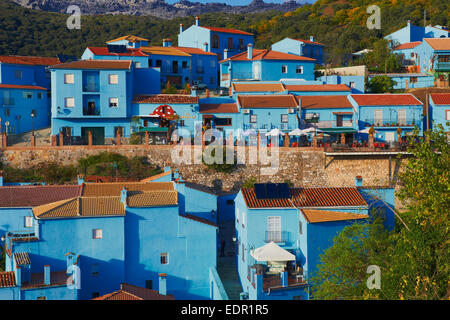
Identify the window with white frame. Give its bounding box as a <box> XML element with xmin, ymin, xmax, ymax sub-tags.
<box><xmin>374</xmin><ymin>110</ymin><xmax>383</xmax><ymax>126</ymax></box>
<box><xmin>24</xmin><ymin>216</ymin><xmax>33</xmax><ymax>228</ymax></box>
<box><xmin>281</xmin><ymin>114</ymin><xmax>289</xmax><ymax>123</ymax></box>
<box><xmin>160</xmin><ymin>253</ymin><xmax>169</xmax><ymax>265</ymax></box>
<box><xmin>296</xmin><ymin>65</ymin><xmax>303</xmax><ymax>74</ymax></box>
<box><xmin>398</xmin><ymin>110</ymin><xmax>406</xmax><ymax>125</ymax></box>
<box><xmin>135</xmin><ymin>62</ymin><xmax>142</xmax><ymax>68</ymax></box>
<box><xmin>250</xmin><ymin>114</ymin><xmax>257</xmax><ymax>123</ymax></box>
<box><xmin>109</xmin><ymin>74</ymin><xmax>118</xmax><ymax>84</ymax></box>
<box><xmin>446</xmin><ymin>110</ymin><xmax>450</xmax><ymax>120</ymax></box>
<box><xmin>65</xmin><ymin>97</ymin><xmax>75</xmax><ymax>108</ymax></box>
<box><xmin>109</xmin><ymin>98</ymin><xmax>119</xmax><ymax>108</ymax></box>
<box><xmin>282</xmin><ymin>65</ymin><xmax>288</xmax><ymax>74</ymax></box>
<box><xmin>349</xmin><ymin>82</ymin><xmax>355</xmax><ymax>88</ymax></box>
<box><xmin>64</xmin><ymin>74</ymin><xmax>74</xmax><ymax>84</ymax></box>
<box><xmin>92</xmin><ymin>229</ymin><xmax>103</xmax><ymax>239</ymax></box>
<box><xmin>267</xmin><ymin>216</ymin><xmax>281</xmax><ymax>242</ymax></box>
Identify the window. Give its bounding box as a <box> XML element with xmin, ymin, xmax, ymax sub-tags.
<box><xmin>160</xmin><ymin>253</ymin><xmax>169</xmax><ymax>265</ymax></box>
<box><xmin>239</xmin><ymin>39</ymin><xmax>244</xmax><ymax>50</ymax></box>
<box><xmin>4</xmin><ymin>108</ymin><xmax>10</xmax><ymax>117</ymax></box>
<box><xmin>64</xmin><ymin>74</ymin><xmax>74</xmax><ymax>84</ymax></box>
<box><xmin>149</xmin><ymin>59</ymin><xmax>153</xmax><ymax>67</ymax></box>
<box><xmin>267</xmin><ymin>216</ymin><xmax>281</xmax><ymax>242</ymax></box>
<box><xmin>62</xmin><ymin>127</ymin><xmax>72</xmax><ymax>137</ymax></box>
<box><xmin>215</xmin><ymin>118</ymin><xmax>232</xmax><ymax>126</ymax></box>
<box><xmin>109</xmin><ymin>98</ymin><xmax>119</xmax><ymax>108</ymax></box>
<box><xmin>410</xmin><ymin>77</ymin><xmax>418</xmax><ymax>84</ymax></box>
<box><xmin>446</xmin><ymin>110</ymin><xmax>450</xmax><ymax>120</ymax></box>
<box><xmin>65</xmin><ymin>97</ymin><xmax>75</xmax><ymax>108</ymax></box>
<box><xmin>179</xmin><ymin>120</ymin><xmax>185</xmax><ymax>127</ymax></box>
<box><xmin>182</xmin><ymin>61</ymin><xmax>188</xmax><ymax>68</ymax></box>
<box><xmin>212</xmin><ymin>35</ymin><xmax>219</xmax><ymax>49</ymax></box>
<box><xmin>37</xmin><ymin>92</ymin><xmax>43</xmax><ymax>99</ymax></box>
<box><xmin>14</xmin><ymin>70</ymin><xmax>22</xmax><ymax>79</ymax></box>
<box><xmin>209</xmin><ymin>60</ymin><xmax>215</xmax><ymax>68</ymax></box>
<box><xmin>23</xmin><ymin>92</ymin><xmax>33</xmax><ymax>99</ymax></box>
<box><xmin>109</xmin><ymin>74</ymin><xmax>118</xmax><ymax>84</ymax></box>
<box><xmin>281</xmin><ymin>114</ymin><xmax>289</xmax><ymax>123</ymax></box>
<box><xmin>156</xmin><ymin>60</ymin><xmax>162</xmax><ymax>67</ymax></box>
<box><xmin>92</xmin><ymin>292</ymin><xmax>100</xmax><ymax>298</ymax></box>
<box><xmin>114</xmin><ymin>127</ymin><xmax>124</xmax><ymax>136</ymax></box>
<box><xmin>282</xmin><ymin>65</ymin><xmax>288</xmax><ymax>74</ymax></box>
<box><xmin>374</xmin><ymin>110</ymin><xmax>383</xmax><ymax>126</ymax></box>
<box><xmin>349</xmin><ymin>82</ymin><xmax>355</xmax><ymax>88</ymax></box>
<box><xmin>91</xmin><ymin>263</ymin><xmax>99</xmax><ymax>277</ymax></box>
<box><xmin>250</xmin><ymin>114</ymin><xmax>257</xmax><ymax>123</ymax></box>
<box><xmin>398</xmin><ymin>110</ymin><xmax>406</xmax><ymax>125</ymax></box>
<box><xmin>296</xmin><ymin>65</ymin><xmax>303</xmax><ymax>74</ymax></box>
<box><xmin>92</xmin><ymin>229</ymin><xmax>103</xmax><ymax>239</ymax></box>
<box><xmin>135</xmin><ymin>62</ymin><xmax>141</xmax><ymax>68</ymax></box>
<box><xmin>227</xmin><ymin>200</ymin><xmax>234</xmax><ymax>205</ymax></box>
<box><xmin>228</xmin><ymin>37</ymin><xmax>233</xmax><ymax>49</ymax></box>
<box><xmin>145</xmin><ymin>280</ymin><xmax>153</xmax><ymax>289</ymax></box>
<box><xmin>24</xmin><ymin>216</ymin><xmax>33</xmax><ymax>228</ymax></box>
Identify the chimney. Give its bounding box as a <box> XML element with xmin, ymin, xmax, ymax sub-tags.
<box><xmin>159</xmin><ymin>273</ymin><xmax>167</xmax><ymax>295</ymax></box>
<box><xmin>180</xmin><ymin>23</ymin><xmax>184</xmax><ymax>34</ymax></box>
<box><xmin>0</xmin><ymin>170</ymin><xmax>3</xmax><ymax>187</ymax></box>
<box><xmin>77</xmin><ymin>174</ymin><xmax>85</xmax><ymax>186</ymax></box>
<box><xmin>195</xmin><ymin>16</ymin><xmax>200</xmax><ymax>26</ymax></box>
<box><xmin>355</xmin><ymin>176</ymin><xmax>363</xmax><ymax>187</ymax></box>
<box><xmin>247</xmin><ymin>44</ymin><xmax>253</xmax><ymax>60</ymax></box>
<box><xmin>44</xmin><ymin>265</ymin><xmax>51</xmax><ymax>285</ymax></box>
<box><xmin>163</xmin><ymin>38</ymin><xmax>172</xmax><ymax>47</ymax></box>
<box><xmin>224</xmin><ymin>49</ymin><xmax>228</xmax><ymax>60</ymax></box>
<box><xmin>407</xmin><ymin>20</ymin><xmax>411</xmax><ymax>27</ymax></box>
<box><xmin>66</xmin><ymin>253</ymin><xmax>74</xmax><ymax>271</ymax></box>
<box><xmin>204</xmin><ymin>42</ymin><xmax>209</xmax><ymax>52</ymax></box>
<box><xmin>15</xmin><ymin>266</ymin><xmax>21</xmax><ymax>287</ymax></box>
<box><xmin>121</xmin><ymin>187</ymin><xmax>128</xmax><ymax>205</ymax></box>
<box><xmin>310</xmin><ymin>35</ymin><xmax>314</xmax><ymax>42</ymax></box>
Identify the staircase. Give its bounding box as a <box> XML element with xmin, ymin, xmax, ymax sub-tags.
<box><xmin>217</xmin><ymin>256</ymin><xmax>242</xmax><ymax>300</ymax></box>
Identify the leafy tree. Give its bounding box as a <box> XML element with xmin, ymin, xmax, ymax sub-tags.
<box><xmin>367</xmin><ymin>75</ymin><xmax>397</xmax><ymax>93</ymax></box>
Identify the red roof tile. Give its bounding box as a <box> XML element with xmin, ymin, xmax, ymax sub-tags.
<box><xmin>350</xmin><ymin>94</ymin><xmax>422</xmax><ymax>106</ymax></box>
<box><xmin>241</xmin><ymin>187</ymin><xmax>367</xmax><ymax>209</ymax></box>
<box><xmin>294</xmin><ymin>38</ymin><xmax>325</xmax><ymax>46</ymax></box>
<box><xmin>201</xmin><ymin>26</ymin><xmax>253</xmax><ymax>35</ymax></box>
<box><xmin>392</xmin><ymin>41</ymin><xmax>422</xmax><ymax>50</ymax></box>
<box><xmin>0</xmin><ymin>271</ymin><xmax>16</xmax><ymax>288</ymax></box>
<box><xmin>222</xmin><ymin>49</ymin><xmax>316</xmax><ymax>63</ymax></box>
<box><xmin>424</xmin><ymin>38</ymin><xmax>450</xmax><ymax>50</ymax></box>
<box><xmin>181</xmin><ymin>214</ymin><xmax>217</xmax><ymax>228</ymax></box>
<box><xmin>286</xmin><ymin>84</ymin><xmax>350</xmax><ymax>92</ymax></box>
<box><xmin>0</xmin><ymin>84</ymin><xmax>47</xmax><ymax>90</ymax></box>
<box><xmin>0</xmin><ymin>55</ymin><xmax>61</xmax><ymax>66</ymax></box>
<box><xmin>301</xmin><ymin>209</ymin><xmax>368</xmax><ymax>223</ymax></box>
<box><xmin>87</xmin><ymin>47</ymin><xmax>149</xmax><ymax>57</ymax></box>
<box><xmin>0</xmin><ymin>185</ymin><xmax>82</xmax><ymax>208</ymax></box>
<box><xmin>51</xmin><ymin>60</ymin><xmax>132</xmax><ymax>70</ymax></box>
<box><xmin>237</xmin><ymin>95</ymin><xmax>298</xmax><ymax>109</ymax></box>
<box><xmin>93</xmin><ymin>283</ymin><xmax>175</xmax><ymax>300</ymax></box>
<box><xmin>199</xmin><ymin>103</ymin><xmax>238</xmax><ymax>113</ymax></box>
<box><xmin>430</xmin><ymin>93</ymin><xmax>450</xmax><ymax>105</ymax></box>
<box><xmin>133</xmin><ymin>94</ymin><xmax>199</xmax><ymax>104</ymax></box>
<box><xmin>232</xmin><ymin>82</ymin><xmax>285</xmax><ymax>93</ymax></box>
<box><xmin>172</xmin><ymin>47</ymin><xmax>217</xmax><ymax>56</ymax></box>
<box><xmin>296</xmin><ymin>95</ymin><xmax>354</xmax><ymax>110</ymax></box>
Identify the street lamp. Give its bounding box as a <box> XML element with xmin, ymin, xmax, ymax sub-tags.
<box><xmin>31</xmin><ymin>110</ymin><xmax>36</xmax><ymax>136</ymax></box>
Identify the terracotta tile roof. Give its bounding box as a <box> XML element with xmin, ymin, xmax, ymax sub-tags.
<box><xmin>181</xmin><ymin>213</ymin><xmax>217</xmax><ymax>228</ymax></box>
<box><xmin>87</xmin><ymin>47</ymin><xmax>149</xmax><ymax>57</ymax></box>
<box><xmin>172</xmin><ymin>47</ymin><xmax>217</xmax><ymax>56</ymax></box>
<box><xmin>33</xmin><ymin>197</ymin><xmax>125</xmax><ymax>219</ymax></box>
<box><xmin>237</xmin><ymin>94</ymin><xmax>298</xmax><ymax>109</ymax></box>
<box><xmin>350</xmin><ymin>94</ymin><xmax>422</xmax><ymax>106</ymax></box>
<box><xmin>0</xmin><ymin>271</ymin><xmax>16</xmax><ymax>288</ymax></box>
<box><xmin>296</xmin><ymin>95</ymin><xmax>354</xmax><ymax>110</ymax></box>
<box><xmin>0</xmin><ymin>185</ymin><xmax>82</xmax><ymax>208</ymax></box>
<box><xmin>221</xmin><ymin>49</ymin><xmax>316</xmax><ymax>63</ymax></box>
<box><xmin>127</xmin><ymin>191</ymin><xmax>178</xmax><ymax>207</ymax></box>
<box><xmin>21</xmin><ymin>270</ymin><xmax>68</xmax><ymax>289</ymax></box>
<box><xmin>93</xmin><ymin>283</ymin><xmax>174</xmax><ymax>300</ymax></box>
<box><xmin>424</xmin><ymin>38</ymin><xmax>450</xmax><ymax>50</ymax></box>
<box><xmin>82</xmin><ymin>182</ymin><xmax>174</xmax><ymax>197</ymax></box>
<box><xmin>232</xmin><ymin>82</ymin><xmax>285</xmax><ymax>93</ymax></box>
<box><xmin>50</xmin><ymin>60</ymin><xmax>132</xmax><ymax>70</ymax></box>
<box><xmin>133</xmin><ymin>94</ymin><xmax>199</xmax><ymax>104</ymax></box>
<box><xmin>0</xmin><ymin>55</ymin><xmax>61</xmax><ymax>66</ymax></box>
<box><xmin>285</xmin><ymin>84</ymin><xmax>351</xmax><ymax>92</ymax></box>
<box><xmin>106</xmin><ymin>35</ymin><xmax>149</xmax><ymax>43</ymax></box>
<box><xmin>241</xmin><ymin>187</ymin><xmax>368</xmax><ymax>209</ymax></box>
<box><xmin>392</xmin><ymin>41</ymin><xmax>422</xmax><ymax>50</ymax></box>
<box><xmin>13</xmin><ymin>252</ymin><xmax>31</xmax><ymax>265</ymax></box>
<box><xmin>294</xmin><ymin>38</ymin><xmax>324</xmax><ymax>46</ymax></box>
<box><xmin>199</xmin><ymin>103</ymin><xmax>239</xmax><ymax>113</ymax></box>
<box><xmin>140</xmin><ymin>171</ymin><xmax>172</xmax><ymax>183</ymax></box>
<box><xmin>430</xmin><ymin>93</ymin><xmax>450</xmax><ymax>105</ymax></box>
<box><xmin>200</xmin><ymin>26</ymin><xmax>253</xmax><ymax>35</ymax></box>
<box><xmin>140</xmin><ymin>46</ymin><xmax>191</xmax><ymax>57</ymax></box>
<box><xmin>0</xmin><ymin>84</ymin><xmax>47</xmax><ymax>90</ymax></box>
<box><xmin>301</xmin><ymin>209</ymin><xmax>368</xmax><ymax>223</ymax></box>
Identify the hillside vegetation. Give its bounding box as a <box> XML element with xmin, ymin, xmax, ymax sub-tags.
<box><xmin>0</xmin><ymin>0</ymin><xmax>448</xmax><ymax>66</ymax></box>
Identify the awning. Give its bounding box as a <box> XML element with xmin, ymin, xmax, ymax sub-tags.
<box><xmin>150</xmin><ymin>104</ymin><xmax>177</xmax><ymax>120</ymax></box>
<box><xmin>250</xmin><ymin>242</ymin><xmax>295</xmax><ymax>262</ymax></box>
<box><xmin>138</xmin><ymin>127</ymin><xmax>169</xmax><ymax>133</ymax></box>
<box><xmin>320</xmin><ymin>128</ymin><xmax>357</xmax><ymax>134</ymax></box>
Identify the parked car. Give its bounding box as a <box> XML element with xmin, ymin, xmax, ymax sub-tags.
<box><xmin>192</xmin><ymin>80</ymin><xmax>207</xmax><ymax>90</ymax></box>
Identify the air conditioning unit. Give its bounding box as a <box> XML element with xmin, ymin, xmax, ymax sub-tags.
<box><xmin>288</xmin><ymin>108</ymin><xmax>295</xmax><ymax>114</ymax></box>
<box><xmin>243</xmin><ymin>109</ymin><xmax>250</xmax><ymax>114</ymax></box>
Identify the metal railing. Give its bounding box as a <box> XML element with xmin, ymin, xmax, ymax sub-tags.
<box><xmin>364</xmin><ymin>119</ymin><xmax>418</xmax><ymax>127</ymax></box>
<box><xmin>265</xmin><ymin>231</ymin><xmax>289</xmax><ymax>243</ymax></box>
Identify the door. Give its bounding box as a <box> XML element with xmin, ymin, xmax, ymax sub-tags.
<box><xmin>81</xmin><ymin>127</ymin><xmax>105</xmax><ymax>145</ymax></box>
<box><xmin>336</xmin><ymin>115</ymin><xmax>343</xmax><ymax>127</ymax></box>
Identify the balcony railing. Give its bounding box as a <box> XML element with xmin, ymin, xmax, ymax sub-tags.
<box><xmin>83</xmin><ymin>107</ymin><xmax>101</xmax><ymax>116</ymax></box>
<box><xmin>232</xmin><ymin>72</ymin><xmax>260</xmax><ymax>81</ymax></box>
<box><xmin>364</xmin><ymin>119</ymin><xmax>418</xmax><ymax>127</ymax></box>
<box><xmin>436</xmin><ymin>61</ymin><xmax>450</xmax><ymax>71</ymax></box>
<box><xmin>265</xmin><ymin>231</ymin><xmax>289</xmax><ymax>243</ymax></box>
<box><xmin>301</xmin><ymin>120</ymin><xmax>353</xmax><ymax>128</ymax></box>
<box><xmin>83</xmin><ymin>85</ymin><xmax>99</xmax><ymax>92</ymax></box>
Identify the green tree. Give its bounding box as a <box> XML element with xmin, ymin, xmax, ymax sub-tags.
<box><xmin>367</xmin><ymin>75</ymin><xmax>397</xmax><ymax>93</ymax></box>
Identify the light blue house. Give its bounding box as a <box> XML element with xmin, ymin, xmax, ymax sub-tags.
<box><xmin>271</xmin><ymin>37</ymin><xmax>324</xmax><ymax>65</ymax></box>
<box><xmin>429</xmin><ymin>93</ymin><xmax>450</xmax><ymax>132</ymax></box>
<box><xmin>415</xmin><ymin>38</ymin><xmax>450</xmax><ymax>75</ymax></box>
<box><xmin>349</xmin><ymin>93</ymin><xmax>424</xmax><ymax>143</ymax></box>
<box><xmin>178</xmin><ymin>17</ymin><xmax>254</xmax><ymax>60</ymax></box>
<box><xmin>368</xmin><ymin>73</ymin><xmax>434</xmax><ymax>90</ymax></box>
<box><xmin>385</xmin><ymin>20</ymin><xmax>449</xmax><ymax>47</ymax></box>
<box><xmin>234</xmin><ymin>182</ymin><xmax>395</xmax><ymax>300</ymax></box>
<box><xmin>391</xmin><ymin>41</ymin><xmax>422</xmax><ymax>67</ymax></box>
<box><xmin>219</xmin><ymin>47</ymin><xmax>316</xmax><ymax>87</ymax></box>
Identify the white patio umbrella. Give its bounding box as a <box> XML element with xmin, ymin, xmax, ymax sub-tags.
<box><xmin>358</xmin><ymin>127</ymin><xmax>379</xmax><ymax>134</ymax></box>
<box><xmin>250</xmin><ymin>242</ymin><xmax>296</xmax><ymax>262</ymax></box>
<box><xmin>302</xmin><ymin>127</ymin><xmax>322</xmax><ymax>133</ymax></box>
<box><xmin>243</xmin><ymin>129</ymin><xmax>257</xmax><ymax>136</ymax></box>
<box><xmin>268</xmin><ymin>128</ymin><xmax>283</xmax><ymax>136</ymax></box>
<box><xmin>289</xmin><ymin>128</ymin><xmax>306</xmax><ymax>136</ymax></box>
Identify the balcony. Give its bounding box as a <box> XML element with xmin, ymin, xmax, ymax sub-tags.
<box><xmin>435</xmin><ymin>61</ymin><xmax>450</xmax><ymax>71</ymax></box>
<box><xmin>6</xmin><ymin>230</ymin><xmax>39</xmax><ymax>242</ymax></box>
<box><xmin>232</xmin><ymin>72</ymin><xmax>260</xmax><ymax>81</ymax></box>
<box><xmin>364</xmin><ymin>119</ymin><xmax>418</xmax><ymax>128</ymax></box>
<box><xmin>247</xmin><ymin>264</ymin><xmax>306</xmax><ymax>293</ymax></box>
<box><xmin>265</xmin><ymin>231</ymin><xmax>289</xmax><ymax>243</ymax></box>
<box><xmin>301</xmin><ymin>120</ymin><xmax>353</xmax><ymax>129</ymax></box>
<box><xmin>83</xmin><ymin>84</ymin><xmax>99</xmax><ymax>92</ymax></box>
<box><xmin>83</xmin><ymin>106</ymin><xmax>100</xmax><ymax>116</ymax></box>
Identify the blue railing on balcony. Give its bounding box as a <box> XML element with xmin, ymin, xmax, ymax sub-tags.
<box><xmin>436</xmin><ymin>62</ymin><xmax>450</xmax><ymax>71</ymax></box>
<box><xmin>83</xmin><ymin>107</ymin><xmax>101</xmax><ymax>116</ymax></box>
<box><xmin>265</xmin><ymin>231</ymin><xmax>289</xmax><ymax>243</ymax></box>
<box><xmin>364</xmin><ymin>119</ymin><xmax>418</xmax><ymax>127</ymax></box>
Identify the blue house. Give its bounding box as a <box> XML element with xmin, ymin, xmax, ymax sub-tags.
<box><xmin>385</xmin><ymin>20</ymin><xmax>449</xmax><ymax>47</ymax></box>
<box><xmin>234</xmin><ymin>182</ymin><xmax>395</xmax><ymax>300</ymax></box>
<box><xmin>429</xmin><ymin>93</ymin><xmax>450</xmax><ymax>132</ymax></box>
<box><xmin>219</xmin><ymin>47</ymin><xmax>316</xmax><ymax>87</ymax></box>
<box><xmin>415</xmin><ymin>38</ymin><xmax>450</xmax><ymax>76</ymax></box>
<box><xmin>178</xmin><ymin>16</ymin><xmax>254</xmax><ymax>60</ymax></box>
<box><xmin>368</xmin><ymin>73</ymin><xmax>434</xmax><ymax>90</ymax></box>
<box><xmin>349</xmin><ymin>93</ymin><xmax>424</xmax><ymax>143</ymax></box>
<box><xmin>106</xmin><ymin>35</ymin><xmax>150</xmax><ymax>49</ymax></box>
<box><xmin>271</xmin><ymin>37</ymin><xmax>324</xmax><ymax>65</ymax></box>
<box><xmin>391</xmin><ymin>41</ymin><xmax>422</xmax><ymax>67</ymax></box>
